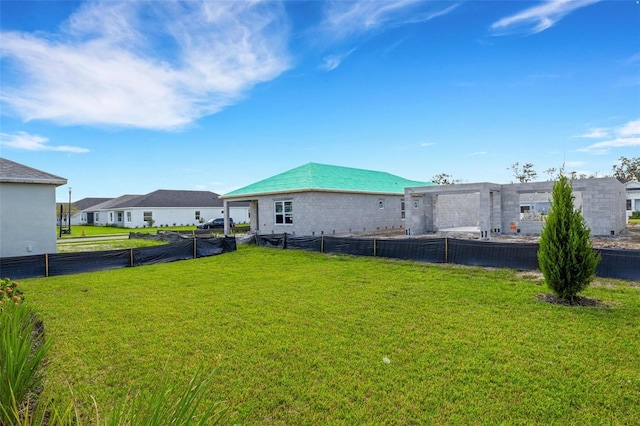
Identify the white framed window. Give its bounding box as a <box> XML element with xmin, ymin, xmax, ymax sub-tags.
<box><xmin>400</xmin><ymin>199</ymin><xmax>405</xmax><ymax>219</ymax></box>
<box><xmin>117</xmin><ymin>212</ymin><xmax>123</xmax><ymax>222</ymax></box>
<box><xmin>95</xmin><ymin>213</ymin><xmax>100</xmax><ymax>222</ymax></box>
<box><xmin>275</xmin><ymin>200</ymin><xmax>293</xmax><ymax>224</ymax></box>
<box><xmin>109</xmin><ymin>212</ymin><xmax>113</xmax><ymax>222</ymax></box>
<box><xmin>627</xmin><ymin>200</ymin><xmax>632</xmax><ymax>210</ymax></box>
<box><xmin>195</xmin><ymin>210</ymin><xmax>201</xmax><ymax>221</ymax></box>
<box><xmin>143</xmin><ymin>211</ymin><xmax>153</xmax><ymax>222</ymax></box>
<box><xmin>126</xmin><ymin>211</ymin><xmax>132</xmax><ymax>222</ymax></box>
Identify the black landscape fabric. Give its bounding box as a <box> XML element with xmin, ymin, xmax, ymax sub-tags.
<box><xmin>257</xmin><ymin>233</ymin><xmax>287</xmax><ymax>249</ymax></box>
<box><xmin>323</xmin><ymin>236</ymin><xmax>375</xmax><ymax>257</ymax></box>
<box><xmin>286</xmin><ymin>235</ymin><xmax>322</xmax><ymax>252</ymax></box>
<box><xmin>133</xmin><ymin>240</ymin><xmax>195</xmax><ymax>266</ymax></box>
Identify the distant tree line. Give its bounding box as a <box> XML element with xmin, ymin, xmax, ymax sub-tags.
<box><xmin>431</xmin><ymin>156</ymin><xmax>639</xmax><ymax>184</ymax></box>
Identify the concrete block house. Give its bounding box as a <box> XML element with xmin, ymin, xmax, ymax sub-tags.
<box><xmin>0</xmin><ymin>158</ymin><xmax>67</xmax><ymax>257</ymax></box>
<box><xmin>405</xmin><ymin>177</ymin><xmax>627</xmax><ymax>237</ymax></box>
<box><xmin>220</xmin><ymin>163</ymin><xmax>432</xmax><ymax>236</ymax></box>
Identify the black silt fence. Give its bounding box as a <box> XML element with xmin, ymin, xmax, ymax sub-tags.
<box><xmin>323</xmin><ymin>236</ymin><xmax>375</xmax><ymax>257</ymax></box>
<box><xmin>447</xmin><ymin>239</ymin><xmax>540</xmax><ymax>271</ymax></box>
<box><xmin>48</xmin><ymin>249</ymin><xmax>131</xmax><ymax>277</ymax></box>
<box><xmin>376</xmin><ymin>238</ymin><xmax>446</xmax><ymax>263</ymax></box>
<box><xmin>286</xmin><ymin>235</ymin><xmax>322</xmax><ymax>252</ymax></box>
<box><xmin>596</xmin><ymin>248</ymin><xmax>640</xmax><ymax>281</ymax></box>
<box><xmin>0</xmin><ymin>236</ymin><xmax>236</xmax><ymax>279</ymax></box>
<box><xmin>249</xmin><ymin>233</ymin><xmax>640</xmax><ymax>281</ymax></box>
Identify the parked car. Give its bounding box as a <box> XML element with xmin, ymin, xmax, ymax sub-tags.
<box><xmin>197</xmin><ymin>218</ymin><xmax>234</xmax><ymax>229</ymax></box>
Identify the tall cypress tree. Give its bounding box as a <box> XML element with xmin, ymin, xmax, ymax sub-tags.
<box><xmin>537</xmin><ymin>176</ymin><xmax>600</xmax><ymax>301</ymax></box>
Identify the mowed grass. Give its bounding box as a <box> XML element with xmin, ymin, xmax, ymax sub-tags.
<box><xmin>20</xmin><ymin>246</ymin><xmax>640</xmax><ymax>424</ymax></box>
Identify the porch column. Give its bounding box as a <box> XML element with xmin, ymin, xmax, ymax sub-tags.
<box><xmin>479</xmin><ymin>185</ymin><xmax>491</xmax><ymax>239</ymax></box>
<box><xmin>223</xmin><ymin>200</ymin><xmax>230</xmax><ymax>236</ymax></box>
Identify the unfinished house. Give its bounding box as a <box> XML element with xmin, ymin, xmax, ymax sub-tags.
<box><xmin>221</xmin><ymin>163</ymin><xmax>432</xmax><ymax>236</ymax></box>
<box><xmin>405</xmin><ymin>178</ymin><xmax>626</xmax><ymax>237</ymax></box>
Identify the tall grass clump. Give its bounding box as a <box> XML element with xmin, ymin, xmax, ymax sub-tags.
<box><xmin>537</xmin><ymin>176</ymin><xmax>600</xmax><ymax>301</ymax></box>
<box><xmin>0</xmin><ymin>278</ymin><xmax>52</xmax><ymax>425</ymax></box>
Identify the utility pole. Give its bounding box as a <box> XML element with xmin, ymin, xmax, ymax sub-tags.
<box><xmin>68</xmin><ymin>187</ymin><xmax>72</xmax><ymax>234</ymax></box>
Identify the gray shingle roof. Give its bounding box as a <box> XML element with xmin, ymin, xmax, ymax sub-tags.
<box><xmin>85</xmin><ymin>190</ymin><xmax>223</xmax><ymax>210</ymax></box>
<box><xmin>0</xmin><ymin>158</ymin><xmax>67</xmax><ymax>185</ymax></box>
<box><xmin>73</xmin><ymin>198</ymin><xmax>114</xmax><ymax>210</ymax></box>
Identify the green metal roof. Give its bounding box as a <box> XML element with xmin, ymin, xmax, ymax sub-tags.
<box><xmin>223</xmin><ymin>163</ymin><xmax>433</xmax><ymax>198</ymax></box>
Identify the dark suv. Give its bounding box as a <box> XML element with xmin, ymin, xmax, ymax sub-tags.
<box><xmin>197</xmin><ymin>218</ymin><xmax>234</xmax><ymax>229</ymax></box>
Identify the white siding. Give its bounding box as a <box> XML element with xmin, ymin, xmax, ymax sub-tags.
<box><xmin>0</xmin><ymin>182</ymin><xmax>58</xmax><ymax>257</ymax></box>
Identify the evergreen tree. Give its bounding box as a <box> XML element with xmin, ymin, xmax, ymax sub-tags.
<box><xmin>537</xmin><ymin>176</ymin><xmax>600</xmax><ymax>301</ymax></box>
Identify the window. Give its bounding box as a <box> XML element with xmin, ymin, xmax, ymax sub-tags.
<box><xmin>81</xmin><ymin>213</ymin><xmax>87</xmax><ymax>222</ymax></box>
<box><xmin>126</xmin><ymin>211</ymin><xmax>132</xmax><ymax>222</ymax></box>
<box><xmin>95</xmin><ymin>213</ymin><xmax>100</xmax><ymax>222</ymax></box>
<box><xmin>195</xmin><ymin>210</ymin><xmax>201</xmax><ymax>221</ymax></box>
<box><xmin>400</xmin><ymin>199</ymin><xmax>405</xmax><ymax>219</ymax></box>
<box><xmin>143</xmin><ymin>211</ymin><xmax>153</xmax><ymax>222</ymax></box>
<box><xmin>378</xmin><ymin>199</ymin><xmax>384</xmax><ymax>209</ymax></box>
<box><xmin>275</xmin><ymin>201</ymin><xmax>293</xmax><ymax>224</ymax></box>
<box><xmin>627</xmin><ymin>199</ymin><xmax>632</xmax><ymax>210</ymax></box>
<box><xmin>109</xmin><ymin>212</ymin><xmax>113</xmax><ymax>222</ymax></box>
<box><xmin>117</xmin><ymin>212</ymin><xmax>123</xmax><ymax>222</ymax></box>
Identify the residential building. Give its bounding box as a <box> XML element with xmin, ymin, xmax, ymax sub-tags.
<box><xmin>80</xmin><ymin>189</ymin><xmax>248</xmax><ymax>228</ymax></box>
<box><xmin>627</xmin><ymin>181</ymin><xmax>640</xmax><ymax>220</ymax></box>
<box><xmin>221</xmin><ymin>162</ymin><xmax>432</xmax><ymax>236</ymax></box>
<box><xmin>0</xmin><ymin>158</ymin><xmax>67</xmax><ymax>257</ymax></box>
<box><xmin>406</xmin><ymin>178</ymin><xmax>627</xmax><ymax>237</ymax></box>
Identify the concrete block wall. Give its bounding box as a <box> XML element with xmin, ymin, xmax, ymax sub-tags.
<box><xmin>256</xmin><ymin>191</ymin><xmax>406</xmax><ymax>236</ymax></box>
<box><xmin>434</xmin><ymin>193</ymin><xmax>479</xmax><ymax>229</ymax></box>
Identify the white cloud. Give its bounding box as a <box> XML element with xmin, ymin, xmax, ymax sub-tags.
<box><xmin>574</xmin><ymin>127</ymin><xmax>610</xmax><ymax>139</ymax></box>
<box><xmin>619</xmin><ymin>119</ymin><xmax>640</xmax><ymax>137</ymax></box>
<box><xmin>470</xmin><ymin>151</ymin><xmax>487</xmax><ymax>156</ymax></box>
<box><xmin>420</xmin><ymin>142</ymin><xmax>436</xmax><ymax>147</ymax></box>
<box><xmin>0</xmin><ymin>1</ymin><xmax>291</xmax><ymax>130</ymax></box>
<box><xmin>321</xmin><ymin>1</ymin><xmax>458</xmax><ymax>40</ymax></box>
<box><xmin>491</xmin><ymin>0</ymin><xmax>600</xmax><ymax>35</ymax></box>
<box><xmin>0</xmin><ymin>131</ymin><xmax>89</xmax><ymax>153</ymax></box>
<box><xmin>321</xmin><ymin>48</ymin><xmax>357</xmax><ymax>72</ymax></box>
<box><xmin>578</xmin><ymin>118</ymin><xmax>640</xmax><ymax>154</ymax></box>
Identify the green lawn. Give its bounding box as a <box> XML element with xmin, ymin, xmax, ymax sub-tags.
<box><xmin>19</xmin><ymin>246</ymin><xmax>640</xmax><ymax>424</ymax></box>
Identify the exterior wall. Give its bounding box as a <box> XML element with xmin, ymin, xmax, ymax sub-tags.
<box><xmin>0</xmin><ymin>182</ymin><xmax>58</xmax><ymax>257</ymax></box>
<box><xmin>253</xmin><ymin>191</ymin><xmax>406</xmax><ymax>236</ymax></box>
<box><xmin>405</xmin><ymin>183</ymin><xmax>500</xmax><ymax>236</ymax></box>
<box><xmin>627</xmin><ymin>182</ymin><xmax>640</xmax><ymax>220</ymax></box>
<box><xmin>407</xmin><ymin>178</ymin><xmax>626</xmax><ymax>237</ymax></box>
<box><xmin>501</xmin><ymin>179</ymin><xmax>625</xmax><ymax>236</ymax></box>
<box><xmin>93</xmin><ymin>207</ymin><xmax>228</xmax><ymax>228</ymax></box>
<box><xmin>434</xmin><ymin>193</ymin><xmax>479</xmax><ymax>229</ymax></box>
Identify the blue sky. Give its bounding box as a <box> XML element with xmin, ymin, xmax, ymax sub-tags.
<box><xmin>1</xmin><ymin>0</ymin><xmax>638</xmax><ymax>202</ymax></box>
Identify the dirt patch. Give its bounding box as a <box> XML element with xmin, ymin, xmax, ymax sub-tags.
<box><xmin>406</xmin><ymin>225</ymin><xmax>640</xmax><ymax>250</ymax></box>
<box><xmin>536</xmin><ymin>293</ymin><xmax>610</xmax><ymax>308</ymax></box>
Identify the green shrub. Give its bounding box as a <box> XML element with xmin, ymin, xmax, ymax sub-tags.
<box><xmin>537</xmin><ymin>176</ymin><xmax>600</xmax><ymax>301</ymax></box>
<box><xmin>631</xmin><ymin>211</ymin><xmax>640</xmax><ymax>220</ymax></box>
<box><xmin>0</xmin><ymin>299</ymin><xmax>52</xmax><ymax>424</ymax></box>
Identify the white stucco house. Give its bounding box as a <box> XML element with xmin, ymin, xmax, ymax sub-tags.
<box><xmin>80</xmin><ymin>189</ymin><xmax>249</xmax><ymax>228</ymax></box>
<box><xmin>627</xmin><ymin>181</ymin><xmax>640</xmax><ymax>220</ymax></box>
<box><xmin>0</xmin><ymin>158</ymin><xmax>67</xmax><ymax>257</ymax></box>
